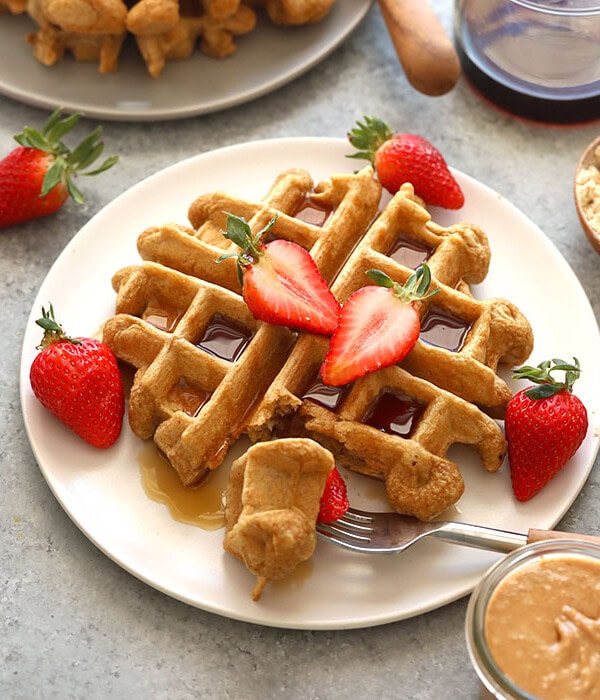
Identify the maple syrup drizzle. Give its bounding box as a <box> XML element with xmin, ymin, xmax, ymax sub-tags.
<box><xmin>167</xmin><ymin>378</ymin><xmax>211</xmax><ymax>417</ymax></box>
<box><xmin>293</xmin><ymin>197</ymin><xmax>332</xmax><ymax>227</ymax></box>
<box><xmin>301</xmin><ymin>373</ymin><xmax>351</xmax><ymax>411</ymax></box>
<box><xmin>143</xmin><ymin>294</ymin><xmax>186</xmax><ymax>333</ymax></box>
<box><xmin>196</xmin><ymin>313</ymin><xmax>252</xmax><ymax>362</ymax></box>
<box><xmin>363</xmin><ymin>391</ymin><xmax>426</xmax><ymax>438</ymax></box>
<box><xmin>138</xmin><ymin>442</ymin><xmax>228</xmax><ymax>530</ymax></box>
<box><xmin>388</xmin><ymin>236</ymin><xmax>434</xmax><ymax>269</ymax></box>
<box><xmin>420</xmin><ymin>305</ymin><xmax>471</xmax><ymax>352</ymax></box>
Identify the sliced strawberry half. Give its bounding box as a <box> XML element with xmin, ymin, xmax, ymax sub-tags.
<box><xmin>317</xmin><ymin>466</ymin><xmax>349</xmax><ymax>523</ymax></box>
<box><xmin>218</xmin><ymin>213</ymin><xmax>340</xmax><ymax>335</ymax></box>
<box><xmin>320</xmin><ymin>265</ymin><xmax>439</xmax><ymax>386</ymax></box>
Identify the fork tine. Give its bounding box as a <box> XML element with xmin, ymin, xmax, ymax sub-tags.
<box><xmin>316</xmin><ymin>522</ymin><xmax>372</xmax><ymax>551</ymax></box>
<box><xmin>341</xmin><ymin>507</ymin><xmax>375</xmax><ymax>524</ymax></box>
<box><xmin>316</xmin><ymin>520</ymin><xmax>371</xmax><ymax>543</ymax></box>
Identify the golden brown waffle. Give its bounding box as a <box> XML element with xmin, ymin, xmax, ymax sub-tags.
<box><xmin>0</xmin><ymin>0</ymin><xmax>26</xmax><ymax>13</ymax></box>
<box><xmin>245</xmin><ymin>182</ymin><xmax>532</xmax><ymax>518</ymax></box>
<box><xmin>26</xmin><ymin>0</ymin><xmax>128</xmax><ymax>72</ymax></box>
<box><xmin>224</xmin><ymin>438</ymin><xmax>334</xmax><ymax>600</ymax></box>
<box><xmin>103</xmin><ymin>260</ymin><xmax>296</xmax><ymax>486</ymax></box>
<box><xmin>10</xmin><ymin>0</ymin><xmax>338</xmax><ymax>76</ymax></box>
<box><xmin>140</xmin><ymin>166</ymin><xmax>382</xmax><ymax>286</ymax></box>
<box><xmin>103</xmin><ymin>168</ymin><xmax>533</xmax><ymax>520</ymax></box>
<box><xmin>247</xmin><ymin>334</ymin><xmax>507</xmax><ymax>520</ymax></box>
<box><xmin>248</xmin><ymin>0</ymin><xmax>336</xmax><ymax>25</ymax></box>
<box><xmin>330</xmin><ymin>182</ymin><xmax>534</xmax><ymax>412</ymax></box>
<box><xmin>126</xmin><ymin>0</ymin><xmax>256</xmax><ymax>77</ymax></box>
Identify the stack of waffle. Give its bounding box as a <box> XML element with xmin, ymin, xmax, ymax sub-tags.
<box><xmin>9</xmin><ymin>0</ymin><xmax>337</xmax><ymax>76</ymax></box>
<box><xmin>103</xmin><ymin>166</ymin><xmax>534</xmax><ymax>520</ymax></box>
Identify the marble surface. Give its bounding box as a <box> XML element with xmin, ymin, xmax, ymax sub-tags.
<box><xmin>2</xmin><ymin>3</ymin><xmax>600</xmax><ymax>698</ymax></box>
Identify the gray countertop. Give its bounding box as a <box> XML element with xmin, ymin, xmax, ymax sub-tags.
<box><xmin>2</xmin><ymin>3</ymin><xmax>599</xmax><ymax>699</ymax></box>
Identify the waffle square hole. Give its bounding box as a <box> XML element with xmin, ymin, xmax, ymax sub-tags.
<box><xmin>292</xmin><ymin>196</ymin><xmax>333</xmax><ymax>227</ymax></box>
<box><xmin>166</xmin><ymin>378</ymin><xmax>211</xmax><ymax>417</ymax></box>
<box><xmin>420</xmin><ymin>305</ymin><xmax>472</xmax><ymax>352</ymax></box>
<box><xmin>388</xmin><ymin>235</ymin><xmax>434</xmax><ymax>269</ymax></box>
<box><xmin>195</xmin><ymin>313</ymin><xmax>253</xmax><ymax>362</ymax></box>
<box><xmin>362</xmin><ymin>391</ymin><xmax>426</xmax><ymax>438</ymax></box>
<box><xmin>142</xmin><ymin>294</ymin><xmax>187</xmax><ymax>333</ymax></box>
<box><xmin>300</xmin><ymin>372</ymin><xmax>351</xmax><ymax>412</ymax></box>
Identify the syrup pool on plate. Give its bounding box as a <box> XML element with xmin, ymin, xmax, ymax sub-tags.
<box><xmin>137</xmin><ymin>442</ymin><xmax>230</xmax><ymax>530</ymax></box>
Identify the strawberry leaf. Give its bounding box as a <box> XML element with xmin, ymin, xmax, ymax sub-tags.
<box><xmin>515</xmin><ymin>357</ymin><xmax>582</xmax><ymax>398</ymax></box>
<box><xmin>40</xmin><ymin>157</ymin><xmax>66</xmax><ymax>196</ymax></box>
<box><xmin>366</xmin><ymin>269</ymin><xmax>394</xmax><ymax>287</ymax></box>
<box><xmin>43</xmin><ymin>111</ymin><xmax>80</xmax><ymax>144</ymax></box>
<box><xmin>19</xmin><ymin>127</ymin><xmax>53</xmax><ymax>152</ymax></box>
<box><xmin>66</xmin><ymin>178</ymin><xmax>84</xmax><ymax>205</ymax></box>
<box><xmin>84</xmin><ymin>155</ymin><xmax>119</xmax><ymax>176</ymax></box>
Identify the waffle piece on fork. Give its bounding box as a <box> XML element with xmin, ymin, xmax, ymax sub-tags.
<box><xmin>224</xmin><ymin>438</ymin><xmax>334</xmax><ymax>600</ymax></box>
<box><xmin>103</xmin><ymin>261</ymin><xmax>296</xmax><ymax>485</ymax></box>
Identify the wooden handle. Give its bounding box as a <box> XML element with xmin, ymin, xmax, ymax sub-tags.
<box><xmin>527</xmin><ymin>529</ymin><xmax>600</xmax><ymax>546</ymax></box>
<box><xmin>377</xmin><ymin>0</ymin><xmax>461</xmax><ymax>96</ymax></box>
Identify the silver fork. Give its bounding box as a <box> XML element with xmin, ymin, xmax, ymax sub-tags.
<box><xmin>316</xmin><ymin>507</ymin><xmax>600</xmax><ymax>555</ymax></box>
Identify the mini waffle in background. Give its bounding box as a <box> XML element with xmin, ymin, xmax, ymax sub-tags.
<box><xmin>8</xmin><ymin>0</ymin><xmax>338</xmax><ymax>76</ymax></box>
<box><xmin>26</xmin><ymin>0</ymin><xmax>129</xmax><ymax>73</ymax></box>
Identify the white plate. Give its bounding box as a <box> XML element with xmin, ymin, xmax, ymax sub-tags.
<box><xmin>20</xmin><ymin>138</ymin><xmax>600</xmax><ymax>630</ymax></box>
<box><xmin>0</xmin><ymin>3</ymin><xmax>371</xmax><ymax>121</ymax></box>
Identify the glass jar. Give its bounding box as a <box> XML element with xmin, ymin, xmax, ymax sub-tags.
<box><xmin>454</xmin><ymin>0</ymin><xmax>600</xmax><ymax>123</ymax></box>
<box><xmin>465</xmin><ymin>538</ymin><xmax>600</xmax><ymax>699</ymax></box>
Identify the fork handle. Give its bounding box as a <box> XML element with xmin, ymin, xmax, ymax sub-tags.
<box><xmin>527</xmin><ymin>529</ymin><xmax>600</xmax><ymax>546</ymax></box>
<box><xmin>433</xmin><ymin>522</ymin><xmax>527</xmax><ymax>553</ymax></box>
<box><xmin>433</xmin><ymin>521</ymin><xmax>600</xmax><ymax>554</ymax></box>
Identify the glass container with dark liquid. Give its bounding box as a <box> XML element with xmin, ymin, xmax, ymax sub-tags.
<box><xmin>454</xmin><ymin>0</ymin><xmax>600</xmax><ymax>123</ymax></box>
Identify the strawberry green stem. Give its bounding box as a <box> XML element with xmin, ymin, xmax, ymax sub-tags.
<box><xmin>14</xmin><ymin>109</ymin><xmax>118</xmax><ymax>204</ymax></box>
<box><xmin>366</xmin><ymin>264</ymin><xmax>440</xmax><ymax>303</ymax></box>
<box><xmin>513</xmin><ymin>357</ymin><xmax>581</xmax><ymax>400</ymax></box>
<box><xmin>216</xmin><ymin>212</ymin><xmax>277</xmax><ymax>287</ymax></box>
<box><xmin>347</xmin><ymin>116</ymin><xmax>393</xmax><ymax>164</ymax></box>
<box><xmin>35</xmin><ymin>304</ymin><xmax>80</xmax><ymax>349</ymax></box>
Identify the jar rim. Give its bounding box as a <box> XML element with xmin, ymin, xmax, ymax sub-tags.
<box><xmin>465</xmin><ymin>538</ymin><xmax>600</xmax><ymax>699</ymax></box>
<box><xmin>510</xmin><ymin>0</ymin><xmax>600</xmax><ymax>16</ymax></box>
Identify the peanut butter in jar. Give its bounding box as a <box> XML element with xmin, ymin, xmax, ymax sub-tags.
<box><xmin>466</xmin><ymin>539</ymin><xmax>600</xmax><ymax>700</ymax></box>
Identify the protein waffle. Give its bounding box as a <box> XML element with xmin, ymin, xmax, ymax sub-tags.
<box><xmin>139</xmin><ymin>166</ymin><xmax>382</xmax><ymax>286</ymax></box>
<box><xmin>224</xmin><ymin>437</ymin><xmax>334</xmax><ymax>600</ymax></box>
<box><xmin>103</xmin><ymin>168</ymin><xmax>533</xmax><ymax>519</ymax></box>
<box><xmin>9</xmin><ymin>0</ymin><xmax>337</xmax><ymax>76</ymax></box>
<box><xmin>103</xmin><ymin>260</ymin><xmax>296</xmax><ymax>486</ymax></box>
<box><xmin>26</xmin><ymin>0</ymin><xmax>128</xmax><ymax>73</ymax></box>
<box><xmin>126</xmin><ymin>0</ymin><xmax>257</xmax><ymax>78</ymax></box>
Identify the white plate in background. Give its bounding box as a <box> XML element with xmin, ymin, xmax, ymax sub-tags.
<box><xmin>0</xmin><ymin>3</ymin><xmax>372</xmax><ymax>121</ymax></box>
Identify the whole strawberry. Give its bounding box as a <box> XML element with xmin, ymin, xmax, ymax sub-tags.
<box><xmin>30</xmin><ymin>305</ymin><xmax>124</xmax><ymax>449</ymax></box>
<box><xmin>505</xmin><ymin>358</ymin><xmax>588</xmax><ymax>502</ymax></box>
<box><xmin>0</xmin><ymin>109</ymin><xmax>118</xmax><ymax>228</ymax></box>
<box><xmin>317</xmin><ymin>467</ymin><xmax>349</xmax><ymax>523</ymax></box>
<box><xmin>347</xmin><ymin>116</ymin><xmax>464</xmax><ymax>209</ymax></box>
